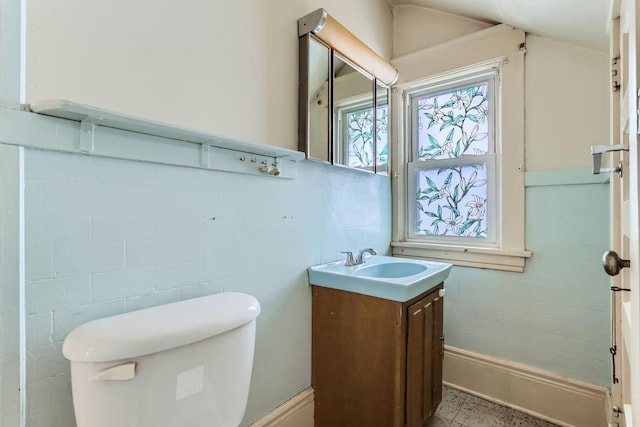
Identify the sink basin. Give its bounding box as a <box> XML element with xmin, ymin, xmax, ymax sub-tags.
<box><xmin>355</xmin><ymin>262</ymin><xmax>427</xmax><ymax>278</ymax></box>
<box><xmin>308</xmin><ymin>255</ymin><xmax>452</xmax><ymax>302</ymax></box>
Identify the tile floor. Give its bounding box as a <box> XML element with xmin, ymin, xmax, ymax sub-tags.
<box><xmin>429</xmin><ymin>386</ymin><xmax>560</xmax><ymax>427</ymax></box>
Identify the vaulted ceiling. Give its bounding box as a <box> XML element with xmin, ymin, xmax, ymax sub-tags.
<box><xmin>389</xmin><ymin>0</ymin><xmax>610</xmax><ymax>52</ymax></box>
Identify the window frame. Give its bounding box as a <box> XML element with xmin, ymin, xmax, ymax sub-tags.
<box><xmin>391</xmin><ymin>52</ymin><xmax>531</xmax><ymax>272</ymax></box>
<box><xmin>405</xmin><ymin>68</ymin><xmax>499</xmax><ymax>247</ymax></box>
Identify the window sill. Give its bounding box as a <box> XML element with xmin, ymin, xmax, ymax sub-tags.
<box><xmin>391</xmin><ymin>241</ymin><xmax>532</xmax><ymax>272</ymax></box>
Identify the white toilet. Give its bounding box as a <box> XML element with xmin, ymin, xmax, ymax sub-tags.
<box><xmin>63</xmin><ymin>292</ymin><xmax>261</xmax><ymax>427</ymax></box>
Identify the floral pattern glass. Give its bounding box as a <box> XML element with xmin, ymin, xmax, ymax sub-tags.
<box><xmin>346</xmin><ymin>106</ymin><xmax>388</xmax><ymax>169</ymax></box>
<box><xmin>376</xmin><ymin>106</ymin><xmax>389</xmax><ymax>171</ymax></box>
<box><xmin>416</xmin><ymin>163</ymin><xmax>488</xmax><ymax>237</ymax></box>
<box><xmin>416</xmin><ymin>83</ymin><xmax>489</xmax><ymax>160</ymax></box>
<box><xmin>413</xmin><ymin>81</ymin><xmax>491</xmax><ymax>239</ymax></box>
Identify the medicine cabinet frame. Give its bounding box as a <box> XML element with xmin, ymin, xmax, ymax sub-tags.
<box><xmin>297</xmin><ymin>9</ymin><xmax>398</xmax><ymax>175</ymax></box>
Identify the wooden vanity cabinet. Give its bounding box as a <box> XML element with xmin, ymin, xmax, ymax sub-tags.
<box><xmin>312</xmin><ymin>284</ymin><xmax>444</xmax><ymax>427</ymax></box>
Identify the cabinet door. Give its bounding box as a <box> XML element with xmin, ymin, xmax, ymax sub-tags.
<box><xmin>406</xmin><ymin>291</ymin><xmax>438</xmax><ymax>427</ymax></box>
<box><xmin>312</xmin><ymin>286</ymin><xmax>405</xmax><ymax>427</ymax></box>
<box><xmin>432</xmin><ymin>292</ymin><xmax>444</xmax><ymax>409</ymax></box>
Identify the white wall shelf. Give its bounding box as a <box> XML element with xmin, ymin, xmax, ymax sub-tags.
<box><xmin>2</xmin><ymin>100</ymin><xmax>305</xmax><ymax>179</ymax></box>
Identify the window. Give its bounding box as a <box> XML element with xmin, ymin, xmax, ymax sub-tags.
<box><xmin>390</xmin><ymin>33</ymin><xmax>531</xmax><ymax>272</ymax></box>
<box><xmin>407</xmin><ymin>70</ymin><xmax>497</xmax><ymax>245</ymax></box>
<box><xmin>336</xmin><ymin>96</ymin><xmax>389</xmax><ymax>173</ymax></box>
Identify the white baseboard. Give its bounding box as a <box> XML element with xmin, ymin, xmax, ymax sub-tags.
<box><xmin>443</xmin><ymin>346</ymin><xmax>608</xmax><ymax>427</ymax></box>
<box><xmin>249</xmin><ymin>348</ymin><xmax>608</xmax><ymax>427</ymax></box>
<box><xmin>249</xmin><ymin>388</ymin><xmax>314</xmax><ymax>427</ymax></box>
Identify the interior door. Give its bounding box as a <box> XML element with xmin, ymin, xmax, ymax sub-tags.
<box><xmin>609</xmin><ymin>0</ymin><xmax>640</xmax><ymax>425</ymax></box>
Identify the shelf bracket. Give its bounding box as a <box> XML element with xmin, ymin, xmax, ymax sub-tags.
<box><xmin>79</xmin><ymin>116</ymin><xmax>102</xmax><ymax>153</ymax></box>
<box><xmin>201</xmin><ymin>143</ymin><xmax>212</xmax><ymax>168</ymax></box>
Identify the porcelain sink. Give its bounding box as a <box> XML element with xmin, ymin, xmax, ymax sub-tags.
<box><xmin>308</xmin><ymin>255</ymin><xmax>452</xmax><ymax>302</ymax></box>
<box><xmin>355</xmin><ymin>262</ymin><xmax>427</xmax><ymax>278</ymax></box>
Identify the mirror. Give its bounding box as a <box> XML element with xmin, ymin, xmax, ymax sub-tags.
<box><xmin>299</xmin><ymin>34</ymin><xmax>392</xmax><ymax>174</ymax></box>
<box><xmin>305</xmin><ymin>38</ymin><xmax>330</xmax><ymax>162</ymax></box>
<box><xmin>333</xmin><ymin>54</ymin><xmax>374</xmax><ymax>170</ymax></box>
<box><xmin>297</xmin><ymin>9</ymin><xmax>397</xmax><ymax>174</ymax></box>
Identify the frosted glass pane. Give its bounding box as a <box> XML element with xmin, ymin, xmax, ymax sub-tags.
<box><xmin>346</xmin><ymin>108</ymin><xmax>374</xmax><ymax>168</ymax></box>
<box><xmin>416</xmin><ymin>163</ymin><xmax>488</xmax><ymax>237</ymax></box>
<box><xmin>416</xmin><ymin>83</ymin><xmax>489</xmax><ymax>160</ymax></box>
<box><xmin>376</xmin><ymin>82</ymin><xmax>389</xmax><ymax>174</ymax></box>
<box><xmin>376</xmin><ymin>105</ymin><xmax>388</xmax><ymax>172</ymax></box>
<box><xmin>346</xmin><ymin>105</ymin><xmax>388</xmax><ymax>170</ymax></box>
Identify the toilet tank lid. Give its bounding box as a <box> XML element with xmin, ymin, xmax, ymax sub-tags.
<box><xmin>62</xmin><ymin>292</ymin><xmax>261</xmax><ymax>363</ymax></box>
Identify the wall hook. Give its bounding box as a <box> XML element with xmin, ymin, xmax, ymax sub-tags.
<box><xmin>260</xmin><ymin>160</ymin><xmax>271</xmax><ymax>173</ymax></box>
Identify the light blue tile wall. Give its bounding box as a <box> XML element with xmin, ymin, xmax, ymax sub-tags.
<box><xmin>22</xmin><ymin>147</ymin><xmax>611</xmax><ymax>427</ymax></box>
<box><xmin>444</xmin><ymin>181</ymin><xmax>610</xmax><ymax>385</ymax></box>
<box><xmin>24</xmin><ymin>148</ymin><xmax>391</xmax><ymax>427</ymax></box>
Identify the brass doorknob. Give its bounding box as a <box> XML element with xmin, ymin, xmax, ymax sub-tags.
<box><xmin>603</xmin><ymin>250</ymin><xmax>630</xmax><ymax>276</ymax></box>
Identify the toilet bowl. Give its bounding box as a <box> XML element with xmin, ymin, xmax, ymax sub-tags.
<box><xmin>62</xmin><ymin>292</ymin><xmax>261</xmax><ymax>427</ymax></box>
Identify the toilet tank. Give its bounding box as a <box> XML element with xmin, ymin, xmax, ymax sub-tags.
<box><xmin>63</xmin><ymin>292</ymin><xmax>261</xmax><ymax>427</ymax></box>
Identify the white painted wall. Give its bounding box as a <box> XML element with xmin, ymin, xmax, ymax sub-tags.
<box><xmin>25</xmin><ymin>0</ymin><xmax>393</xmax><ymax>151</ymax></box>
<box><xmin>525</xmin><ymin>35</ymin><xmax>610</xmax><ymax>171</ymax></box>
<box><xmin>392</xmin><ymin>5</ymin><xmax>491</xmax><ymax>58</ymax></box>
<box><xmin>0</xmin><ymin>0</ymin><xmax>24</xmax><ymax>108</ymax></box>
<box><xmin>393</xmin><ymin>8</ymin><xmax>611</xmax><ymax>385</ymax></box>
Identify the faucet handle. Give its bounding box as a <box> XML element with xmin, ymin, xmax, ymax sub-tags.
<box><xmin>341</xmin><ymin>251</ymin><xmax>355</xmax><ymax>266</ymax></box>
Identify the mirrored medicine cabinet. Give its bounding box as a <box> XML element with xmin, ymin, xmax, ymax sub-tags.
<box><xmin>298</xmin><ymin>9</ymin><xmax>398</xmax><ymax>175</ymax></box>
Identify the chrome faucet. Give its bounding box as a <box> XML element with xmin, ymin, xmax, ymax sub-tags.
<box><xmin>355</xmin><ymin>248</ymin><xmax>377</xmax><ymax>265</ymax></box>
<box><xmin>341</xmin><ymin>248</ymin><xmax>378</xmax><ymax>266</ymax></box>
